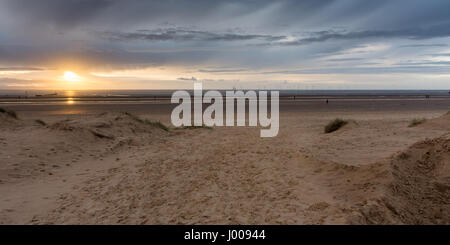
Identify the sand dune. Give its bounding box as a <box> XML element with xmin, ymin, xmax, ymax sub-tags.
<box><xmin>350</xmin><ymin>133</ymin><xmax>450</xmax><ymax>224</ymax></box>
<box><xmin>0</xmin><ymin>109</ymin><xmax>449</xmax><ymax>224</ymax></box>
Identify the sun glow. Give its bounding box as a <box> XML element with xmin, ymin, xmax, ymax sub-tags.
<box><xmin>64</xmin><ymin>71</ymin><xmax>81</xmax><ymax>82</ymax></box>
<box><xmin>66</xmin><ymin>98</ymin><xmax>74</xmax><ymax>104</ymax></box>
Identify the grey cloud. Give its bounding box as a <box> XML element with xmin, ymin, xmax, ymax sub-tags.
<box><xmin>98</xmin><ymin>28</ymin><xmax>286</xmax><ymax>42</ymax></box>
<box><xmin>177</xmin><ymin>77</ymin><xmax>197</xmax><ymax>81</ymax></box>
<box><xmin>324</xmin><ymin>58</ymin><xmax>365</xmax><ymax>62</ymax></box>
<box><xmin>399</xmin><ymin>44</ymin><xmax>448</xmax><ymax>48</ymax></box>
<box><xmin>4</xmin><ymin>0</ymin><xmax>112</xmax><ymax>29</ymax></box>
<box><xmin>428</xmin><ymin>53</ymin><xmax>450</xmax><ymax>57</ymax></box>
<box><xmin>277</xmin><ymin>24</ymin><xmax>450</xmax><ymax>46</ymax></box>
<box><xmin>395</xmin><ymin>60</ymin><xmax>450</xmax><ymax>66</ymax></box>
<box><xmin>262</xmin><ymin>65</ymin><xmax>450</xmax><ymax>74</ymax></box>
<box><xmin>198</xmin><ymin>68</ymin><xmax>249</xmax><ymax>73</ymax></box>
<box><xmin>1</xmin><ymin>0</ymin><xmax>276</xmax><ymax>31</ymax></box>
<box><xmin>1</xmin><ymin>0</ymin><xmax>450</xmax><ymax>86</ymax></box>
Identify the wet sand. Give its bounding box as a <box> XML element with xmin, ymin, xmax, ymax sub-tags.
<box><xmin>2</xmin><ymin>95</ymin><xmax>450</xmax><ymax>118</ymax></box>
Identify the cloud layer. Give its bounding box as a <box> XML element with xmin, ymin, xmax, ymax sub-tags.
<box><xmin>1</xmin><ymin>0</ymin><xmax>450</xmax><ymax>89</ymax></box>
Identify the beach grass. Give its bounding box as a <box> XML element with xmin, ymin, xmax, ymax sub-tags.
<box><xmin>123</xmin><ymin>112</ymin><xmax>144</xmax><ymax>123</ymax></box>
<box><xmin>35</xmin><ymin>119</ymin><xmax>47</xmax><ymax>126</ymax></box>
<box><xmin>145</xmin><ymin>120</ymin><xmax>170</xmax><ymax>131</ymax></box>
<box><xmin>324</xmin><ymin>118</ymin><xmax>348</xmax><ymax>133</ymax></box>
<box><xmin>123</xmin><ymin>112</ymin><xmax>169</xmax><ymax>131</ymax></box>
<box><xmin>176</xmin><ymin>125</ymin><xmax>213</xmax><ymax>130</ymax></box>
<box><xmin>408</xmin><ymin>118</ymin><xmax>426</xmax><ymax>127</ymax></box>
<box><xmin>0</xmin><ymin>107</ymin><xmax>18</xmax><ymax>119</ymax></box>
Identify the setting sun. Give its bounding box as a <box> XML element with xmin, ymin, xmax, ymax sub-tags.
<box><xmin>64</xmin><ymin>71</ymin><xmax>81</xmax><ymax>82</ymax></box>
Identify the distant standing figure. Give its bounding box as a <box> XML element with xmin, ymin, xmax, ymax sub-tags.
<box><xmin>326</xmin><ymin>99</ymin><xmax>329</xmax><ymax>104</ymax></box>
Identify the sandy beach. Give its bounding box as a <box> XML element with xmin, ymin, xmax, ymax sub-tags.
<box><xmin>0</xmin><ymin>97</ymin><xmax>449</xmax><ymax>224</ymax></box>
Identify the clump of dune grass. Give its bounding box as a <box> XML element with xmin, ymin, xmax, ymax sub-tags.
<box><xmin>176</xmin><ymin>125</ymin><xmax>213</xmax><ymax>130</ymax></box>
<box><xmin>0</xmin><ymin>107</ymin><xmax>18</xmax><ymax>119</ymax></box>
<box><xmin>324</xmin><ymin>118</ymin><xmax>348</xmax><ymax>133</ymax></box>
<box><xmin>123</xmin><ymin>112</ymin><xmax>144</xmax><ymax>122</ymax></box>
<box><xmin>408</xmin><ymin>118</ymin><xmax>426</xmax><ymax>127</ymax></box>
<box><xmin>145</xmin><ymin>120</ymin><xmax>169</xmax><ymax>131</ymax></box>
<box><xmin>35</xmin><ymin>119</ymin><xmax>47</xmax><ymax>126</ymax></box>
<box><xmin>123</xmin><ymin>112</ymin><xmax>169</xmax><ymax>131</ymax></box>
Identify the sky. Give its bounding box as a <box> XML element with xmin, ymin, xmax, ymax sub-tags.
<box><xmin>1</xmin><ymin>0</ymin><xmax>450</xmax><ymax>90</ymax></box>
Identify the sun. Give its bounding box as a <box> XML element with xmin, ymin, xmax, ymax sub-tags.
<box><xmin>64</xmin><ymin>71</ymin><xmax>81</xmax><ymax>82</ymax></box>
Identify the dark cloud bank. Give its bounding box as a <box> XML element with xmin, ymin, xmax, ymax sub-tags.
<box><xmin>1</xmin><ymin>0</ymin><xmax>450</xmax><ymax>77</ymax></box>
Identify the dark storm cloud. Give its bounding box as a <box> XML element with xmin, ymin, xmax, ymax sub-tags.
<box><xmin>99</xmin><ymin>28</ymin><xmax>286</xmax><ymax>42</ymax></box>
<box><xmin>4</xmin><ymin>0</ymin><xmax>112</xmax><ymax>29</ymax></box>
<box><xmin>1</xmin><ymin>0</ymin><xmax>450</xmax><ymax>81</ymax></box>
<box><xmin>3</xmin><ymin>0</ymin><xmax>450</xmax><ymax>38</ymax></box>
<box><xmin>1</xmin><ymin>0</ymin><xmax>276</xmax><ymax>30</ymax></box>
<box><xmin>100</xmin><ymin>23</ymin><xmax>450</xmax><ymax>47</ymax></box>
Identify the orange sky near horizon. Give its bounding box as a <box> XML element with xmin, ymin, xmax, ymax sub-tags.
<box><xmin>3</xmin><ymin>66</ymin><xmax>450</xmax><ymax>91</ymax></box>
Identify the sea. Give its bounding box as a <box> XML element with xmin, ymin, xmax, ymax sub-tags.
<box><xmin>0</xmin><ymin>89</ymin><xmax>449</xmax><ymax>98</ymax></box>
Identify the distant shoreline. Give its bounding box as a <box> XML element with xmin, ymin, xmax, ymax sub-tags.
<box><xmin>0</xmin><ymin>89</ymin><xmax>449</xmax><ymax>100</ymax></box>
